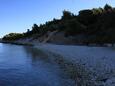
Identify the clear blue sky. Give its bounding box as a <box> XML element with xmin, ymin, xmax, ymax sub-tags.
<box><xmin>0</xmin><ymin>0</ymin><xmax>115</xmax><ymax>37</ymax></box>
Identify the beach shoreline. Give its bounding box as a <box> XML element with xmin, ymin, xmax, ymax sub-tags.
<box><xmin>0</xmin><ymin>41</ymin><xmax>115</xmax><ymax>86</ymax></box>
<box><xmin>34</xmin><ymin>43</ymin><xmax>115</xmax><ymax>86</ymax></box>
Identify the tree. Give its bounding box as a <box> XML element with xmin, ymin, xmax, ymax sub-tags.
<box><xmin>65</xmin><ymin>19</ymin><xmax>86</xmax><ymax>36</ymax></box>
<box><xmin>32</xmin><ymin>24</ymin><xmax>39</xmax><ymax>33</ymax></box>
<box><xmin>62</xmin><ymin>10</ymin><xmax>74</xmax><ymax>20</ymax></box>
<box><xmin>78</xmin><ymin>9</ymin><xmax>95</xmax><ymax>25</ymax></box>
<box><xmin>2</xmin><ymin>33</ymin><xmax>24</xmax><ymax>41</ymax></box>
<box><xmin>104</xmin><ymin>4</ymin><xmax>112</xmax><ymax>11</ymax></box>
<box><xmin>27</xmin><ymin>29</ymin><xmax>30</xmax><ymax>33</ymax></box>
<box><xmin>92</xmin><ymin>8</ymin><xmax>103</xmax><ymax>15</ymax></box>
<box><xmin>79</xmin><ymin>9</ymin><xmax>93</xmax><ymax>16</ymax></box>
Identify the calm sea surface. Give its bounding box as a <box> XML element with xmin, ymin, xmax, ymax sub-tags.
<box><xmin>0</xmin><ymin>43</ymin><xmax>75</xmax><ymax>86</ymax></box>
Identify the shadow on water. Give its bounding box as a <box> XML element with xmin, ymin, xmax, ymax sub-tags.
<box><xmin>23</xmin><ymin>46</ymin><xmax>96</xmax><ymax>86</ymax></box>
<box><xmin>23</xmin><ymin>46</ymin><xmax>51</xmax><ymax>63</ymax></box>
<box><xmin>0</xmin><ymin>43</ymin><xmax>83</xmax><ymax>86</ymax></box>
<box><xmin>23</xmin><ymin>46</ymin><xmax>77</xmax><ymax>86</ymax></box>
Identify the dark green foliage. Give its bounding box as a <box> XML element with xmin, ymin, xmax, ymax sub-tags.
<box><xmin>78</xmin><ymin>9</ymin><xmax>96</xmax><ymax>26</ymax></box>
<box><xmin>2</xmin><ymin>33</ymin><xmax>24</xmax><ymax>41</ymax></box>
<box><xmin>62</xmin><ymin>10</ymin><xmax>74</xmax><ymax>20</ymax></box>
<box><xmin>104</xmin><ymin>4</ymin><xmax>112</xmax><ymax>11</ymax></box>
<box><xmin>65</xmin><ymin>19</ymin><xmax>86</xmax><ymax>36</ymax></box>
<box><xmin>92</xmin><ymin>8</ymin><xmax>103</xmax><ymax>15</ymax></box>
<box><xmin>79</xmin><ymin>9</ymin><xmax>93</xmax><ymax>16</ymax></box>
<box><xmin>32</xmin><ymin>24</ymin><xmax>39</xmax><ymax>33</ymax></box>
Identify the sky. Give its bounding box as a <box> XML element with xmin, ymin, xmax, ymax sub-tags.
<box><xmin>0</xmin><ymin>0</ymin><xmax>115</xmax><ymax>37</ymax></box>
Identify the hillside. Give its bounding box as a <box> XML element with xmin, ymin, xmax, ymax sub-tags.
<box><xmin>2</xmin><ymin>4</ymin><xmax>115</xmax><ymax>46</ymax></box>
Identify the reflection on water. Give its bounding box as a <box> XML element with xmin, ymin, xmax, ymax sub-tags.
<box><xmin>0</xmin><ymin>43</ymin><xmax>75</xmax><ymax>86</ymax></box>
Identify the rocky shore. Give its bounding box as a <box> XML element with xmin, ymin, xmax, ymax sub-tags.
<box><xmin>0</xmin><ymin>40</ymin><xmax>115</xmax><ymax>86</ymax></box>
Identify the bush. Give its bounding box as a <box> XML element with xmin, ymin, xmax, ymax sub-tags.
<box><xmin>2</xmin><ymin>33</ymin><xmax>24</xmax><ymax>41</ymax></box>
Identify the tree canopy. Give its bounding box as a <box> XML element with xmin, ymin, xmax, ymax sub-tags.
<box><xmin>2</xmin><ymin>4</ymin><xmax>115</xmax><ymax>44</ymax></box>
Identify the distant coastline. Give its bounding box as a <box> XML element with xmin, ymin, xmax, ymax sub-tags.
<box><xmin>0</xmin><ymin>40</ymin><xmax>33</xmax><ymax>46</ymax></box>
<box><xmin>2</xmin><ymin>4</ymin><xmax>115</xmax><ymax>47</ymax></box>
